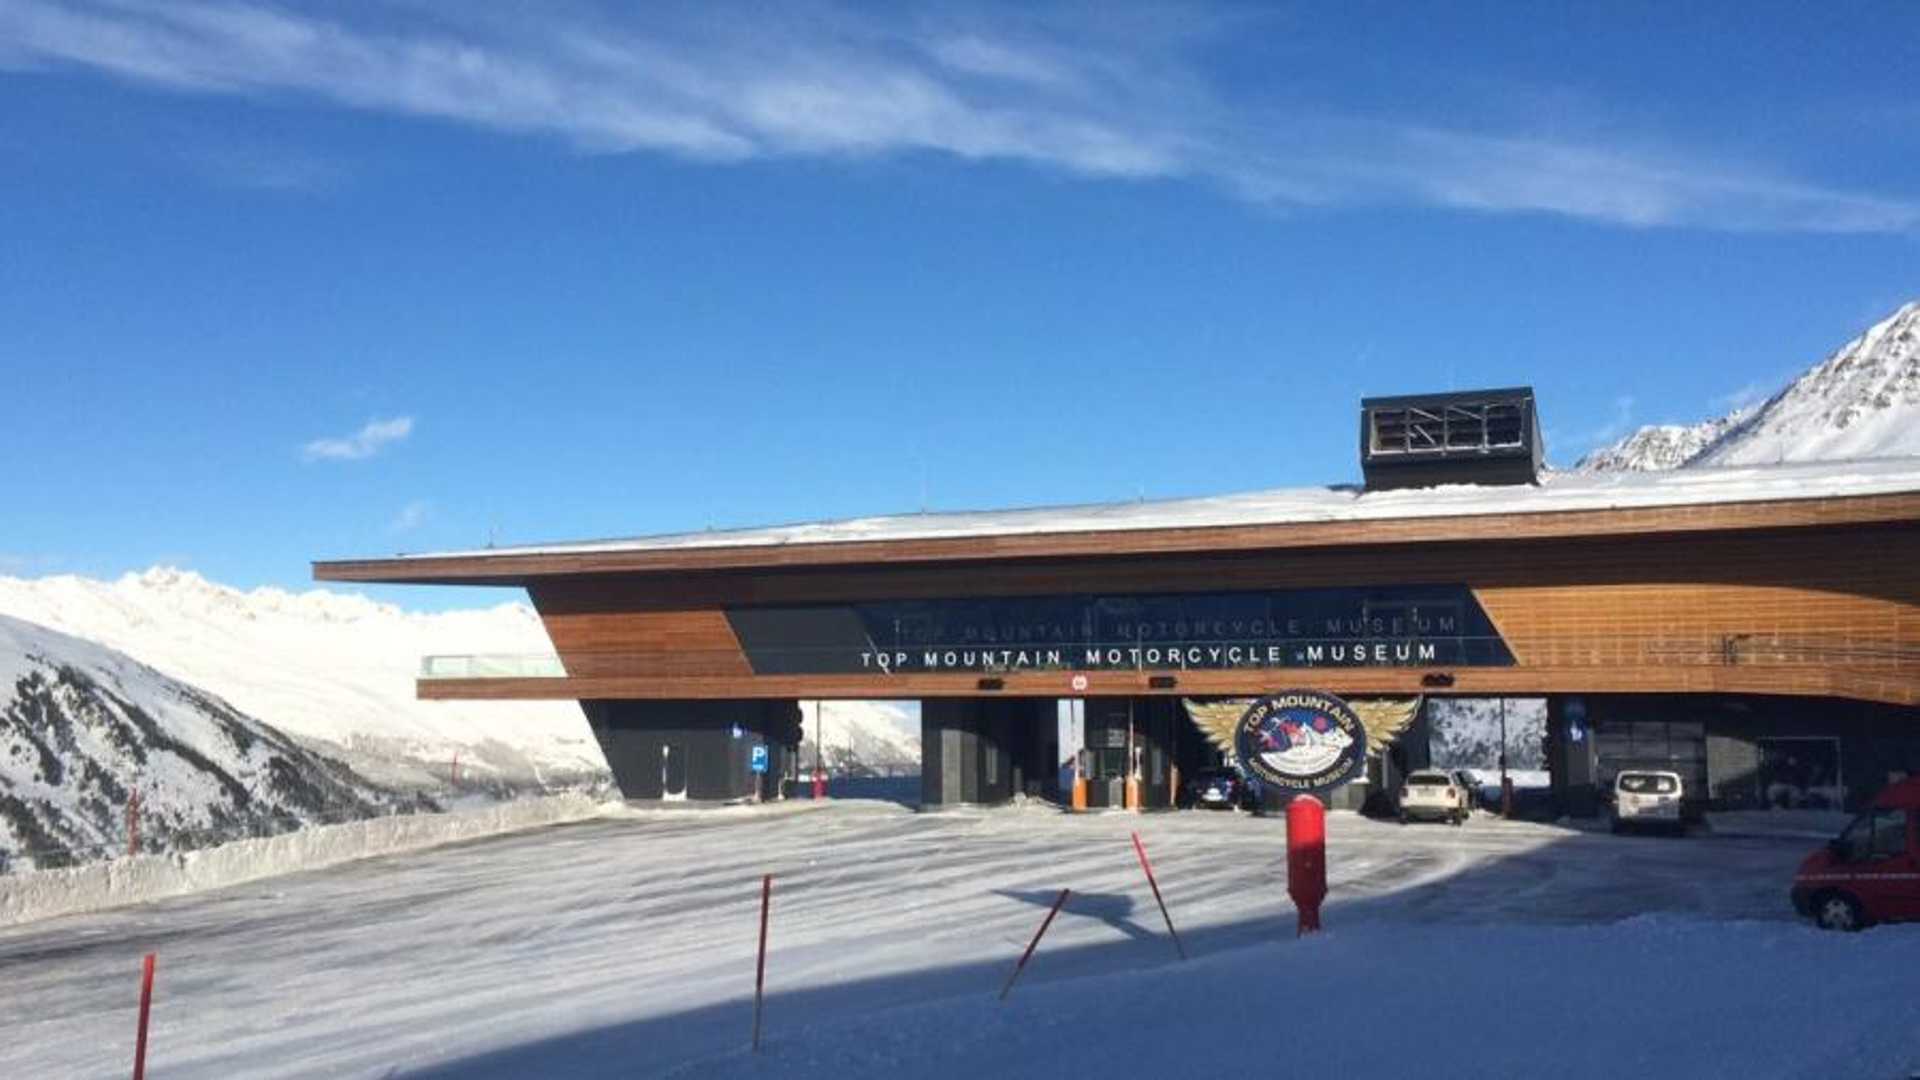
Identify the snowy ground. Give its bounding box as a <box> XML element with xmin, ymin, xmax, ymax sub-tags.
<box><xmin>2</xmin><ymin>801</ymin><xmax>1915</xmax><ymax>1079</ymax></box>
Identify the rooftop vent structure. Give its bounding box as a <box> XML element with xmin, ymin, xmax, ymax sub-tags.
<box><xmin>1359</xmin><ymin>387</ymin><xmax>1543</xmax><ymax>492</ymax></box>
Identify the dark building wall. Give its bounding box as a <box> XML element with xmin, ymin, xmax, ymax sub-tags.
<box><xmin>1547</xmin><ymin>693</ymin><xmax>1920</xmax><ymax>815</ymax></box>
<box><xmin>582</xmin><ymin>699</ymin><xmax>802</xmax><ymax>802</ymax></box>
<box><xmin>1699</xmin><ymin>698</ymin><xmax>1920</xmax><ymax>810</ymax></box>
<box><xmin>922</xmin><ymin>699</ymin><xmax>995</xmax><ymax>806</ymax></box>
<box><xmin>921</xmin><ymin>698</ymin><xmax>1058</xmax><ymax>806</ymax></box>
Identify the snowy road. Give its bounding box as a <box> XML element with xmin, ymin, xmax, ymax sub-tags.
<box><xmin>0</xmin><ymin>803</ymin><xmax>1864</xmax><ymax>1078</ymax></box>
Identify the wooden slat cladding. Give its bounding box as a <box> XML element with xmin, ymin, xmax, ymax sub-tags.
<box><xmin>514</xmin><ymin>524</ymin><xmax>1920</xmax><ymax>612</ymax></box>
<box><xmin>314</xmin><ymin>490</ymin><xmax>1920</xmax><ymax>584</ymax></box>
<box><xmin>529</xmin><ymin>584</ymin><xmax>752</xmax><ymax>677</ymax></box>
<box><xmin>450</xmin><ymin>520</ymin><xmax>1920</xmax><ymax>706</ymax></box>
<box><xmin>419</xmin><ymin>664</ymin><xmax>1920</xmax><ymax>706</ymax></box>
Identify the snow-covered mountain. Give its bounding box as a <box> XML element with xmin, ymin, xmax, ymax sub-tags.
<box><xmin>1427</xmin><ymin>698</ymin><xmax>1545</xmax><ymax>770</ymax></box>
<box><xmin>1579</xmin><ymin>300</ymin><xmax>1920</xmax><ymax>471</ymax></box>
<box><xmin>796</xmin><ymin>700</ymin><xmax>922</xmax><ymax>777</ymax></box>
<box><xmin>2</xmin><ymin>614</ymin><xmax>412</xmax><ymax>870</ymax></box>
<box><xmin>0</xmin><ymin>569</ymin><xmax>606</xmax><ymax>790</ymax></box>
<box><xmin>0</xmin><ymin>568</ymin><xmax>924</xmax><ymax>790</ymax></box>
<box><xmin>1572</xmin><ymin>414</ymin><xmax>1747</xmax><ymax>472</ymax></box>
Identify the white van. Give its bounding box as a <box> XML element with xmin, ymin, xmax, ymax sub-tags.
<box><xmin>1611</xmin><ymin>770</ymin><xmax>1685</xmax><ymax>834</ymax></box>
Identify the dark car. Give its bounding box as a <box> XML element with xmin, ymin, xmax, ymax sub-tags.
<box><xmin>1185</xmin><ymin>767</ymin><xmax>1252</xmax><ymax>810</ymax></box>
<box><xmin>1450</xmin><ymin>769</ymin><xmax>1482</xmax><ymax>810</ymax></box>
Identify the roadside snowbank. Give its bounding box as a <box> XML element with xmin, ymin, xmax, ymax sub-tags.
<box><xmin>0</xmin><ymin>792</ymin><xmax>611</xmax><ymax>927</ymax></box>
<box><xmin>685</xmin><ymin>915</ymin><xmax>1920</xmax><ymax>1080</ymax></box>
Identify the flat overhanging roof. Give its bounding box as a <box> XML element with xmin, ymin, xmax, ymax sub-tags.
<box><xmin>313</xmin><ymin>457</ymin><xmax>1920</xmax><ymax>584</ymax></box>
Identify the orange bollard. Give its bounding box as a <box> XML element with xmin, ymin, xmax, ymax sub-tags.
<box><xmin>1071</xmin><ymin>777</ymin><xmax>1087</xmax><ymax>811</ymax></box>
<box><xmin>1286</xmin><ymin>796</ymin><xmax>1327</xmax><ymax>935</ymax></box>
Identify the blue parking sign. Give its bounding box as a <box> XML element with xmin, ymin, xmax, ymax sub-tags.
<box><xmin>750</xmin><ymin>745</ymin><xmax>769</xmax><ymax>774</ymax></box>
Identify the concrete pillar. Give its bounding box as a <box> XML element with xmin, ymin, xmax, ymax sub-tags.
<box><xmin>919</xmin><ymin>698</ymin><xmax>1052</xmax><ymax>806</ymax></box>
<box><xmin>1546</xmin><ymin>694</ymin><xmax>1599</xmax><ymax>817</ymax></box>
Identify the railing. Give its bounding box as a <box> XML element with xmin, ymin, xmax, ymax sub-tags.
<box><xmin>421</xmin><ymin>654</ymin><xmax>569</xmax><ymax>679</ymax></box>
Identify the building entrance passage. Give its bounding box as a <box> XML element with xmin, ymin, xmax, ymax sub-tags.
<box><xmin>1593</xmin><ymin>719</ymin><xmax>1706</xmax><ymax>796</ymax></box>
<box><xmin>662</xmin><ymin>742</ymin><xmax>688</xmax><ymax>801</ymax></box>
<box><xmin>1076</xmin><ymin>697</ymin><xmax>1178</xmax><ymax>810</ymax></box>
<box><xmin>1758</xmin><ymin>737</ymin><xmax>1843</xmax><ymax>809</ymax></box>
<box><xmin>1085</xmin><ymin>699</ymin><xmax>1133</xmax><ymax>809</ymax></box>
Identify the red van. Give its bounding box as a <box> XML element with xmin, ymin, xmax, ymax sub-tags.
<box><xmin>1790</xmin><ymin>776</ymin><xmax>1920</xmax><ymax>931</ymax></box>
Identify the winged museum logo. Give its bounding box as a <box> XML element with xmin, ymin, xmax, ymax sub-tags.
<box><xmin>1187</xmin><ymin>692</ymin><xmax>1419</xmax><ymax>796</ymax></box>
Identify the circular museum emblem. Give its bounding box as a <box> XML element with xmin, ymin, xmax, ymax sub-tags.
<box><xmin>1233</xmin><ymin>690</ymin><xmax>1369</xmax><ymax>795</ymax></box>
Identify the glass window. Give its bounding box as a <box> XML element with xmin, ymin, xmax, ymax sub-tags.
<box><xmin>1618</xmin><ymin>773</ymin><xmax>1679</xmax><ymax>795</ymax></box>
<box><xmin>1872</xmin><ymin>810</ymin><xmax>1909</xmax><ymax>858</ymax></box>
<box><xmin>1839</xmin><ymin>808</ymin><xmax>1908</xmax><ymax>861</ymax></box>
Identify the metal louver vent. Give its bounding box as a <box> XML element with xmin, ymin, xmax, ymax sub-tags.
<box><xmin>1360</xmin><ymin>388</ymin><xmax>1543</xmax><ymax>491</ymax></box>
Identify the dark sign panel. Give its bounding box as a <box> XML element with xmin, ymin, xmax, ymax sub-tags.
<box><xmin>726</xmin><ymin>584</ymin><xmax>1513</xmax><ymax>675</ymax></box>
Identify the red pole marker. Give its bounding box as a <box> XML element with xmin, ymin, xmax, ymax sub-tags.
<box><xmin>751</xmin><ymin>874</ymin><xmax>772</xmax><ymax>1051</ymax></box>
<box><xmin>999</xmin><ymin>887</ymin><xmax>1071</xmax><ymax>1001</ymax></box>
<box><xmin>133</xmin><ymin>952</ymin><xmax>156</xmax><ymax>1080</ymax></box>
<box><xmin>1130</xmin><ymin>831</ymin><xmax>1186</xmax><ymax>961</ymax></box>
<box><xmin>1286</xmin><ymin>796</ymin><xmax>1327</xmax><ymax>935</ymax></box>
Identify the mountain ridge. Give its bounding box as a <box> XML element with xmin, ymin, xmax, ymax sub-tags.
<box><xmin>2</xmin><ymin>614</ymin><xmax>415</xmax><ymax>869</ymax></box>
<box><xmin>1579</xmin><ymin>300</ymin><xmax>1920</xmax><ymax>472</ymax></box>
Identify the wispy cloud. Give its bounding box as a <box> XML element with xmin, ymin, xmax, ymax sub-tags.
<box><xmin>389</xmin><ymin>499</ymin><xmax>430</xmax><ymax>533</ymax></box>
<box><xmin>1710</xmin><ymin>379</ymin><xmax>1782</xmax><ymax>417</ymax></box>
<box><xmin>302</xmin><ymin>416</ymin><xmax>414</xmax><ymax>462</ymax></box>
<box><xmin>1579</xmin><ymin>394</ymin><xmax>1638</xmax><ymax>449</ymax></box>
<box><xmin>0</xmin><ymin>552</ymin><xmax>64</xmax><ymax>576</ymax></box>
<box><xmin>3</xmin><ymin>1</ymin><xmax>1916</xmax><ymax>232</ymax></box>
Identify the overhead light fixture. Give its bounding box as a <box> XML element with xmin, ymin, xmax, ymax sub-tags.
<box><xmin>1421</xmin><ymin>672</ymin><xmax>1456</xmax><ymax>688</ymax></box>
<box><xmin>1148</xmin><ymin>675</ymin><xmax>1178</xmax><ymax>689</ymax></box>
<box><xmin>977</xmin><ymin>677</ymin><xmax>1005</xmax><ymax>691</ymax></box>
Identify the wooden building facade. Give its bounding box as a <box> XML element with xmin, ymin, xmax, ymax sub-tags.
<box><xmin>315</xmin><ymin>474</ymin><xmax>1920</xmax><ymax>810</ymax></box>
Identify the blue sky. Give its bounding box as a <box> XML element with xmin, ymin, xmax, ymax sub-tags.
<box><xmin>2</xmin><ymin>1</ymin><xmax>1918</xmax><ymax>609</ymax></box>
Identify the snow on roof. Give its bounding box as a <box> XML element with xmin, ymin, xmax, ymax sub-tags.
<box><xmin>389</xmin><ymin>456</ymin><xmax>1920</xmax><ymax>561</ymax></box>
